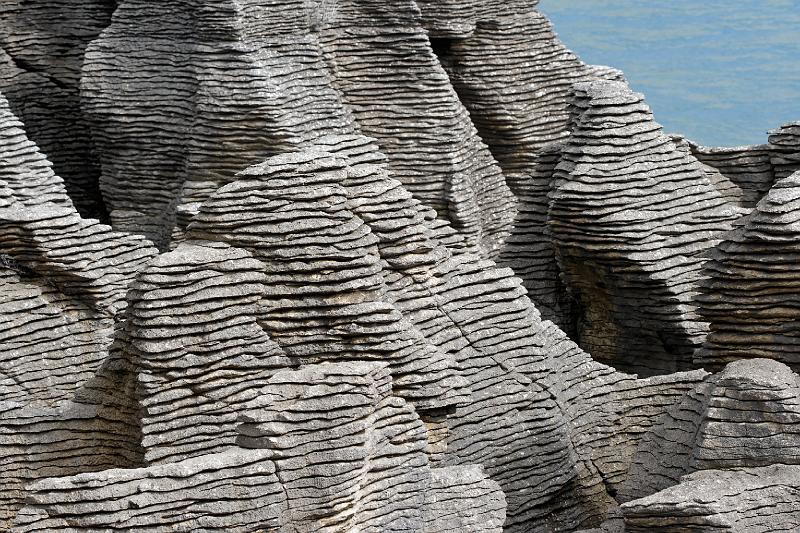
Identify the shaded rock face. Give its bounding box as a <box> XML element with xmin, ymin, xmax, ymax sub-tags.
<box><xmin>0</xmin><ymin>0</ymin><xmax>115</xmax><ymax>219</ymax></box>
<box><xmin>547</xmin><ymin>80</ymin><xmax>744</xmax><ymax>376</ymax></box>
<box><xmin>698</xmin><ymin>172</ymin><xmax>800</xmax><ymax>372</ymax></box>
<box><xmin>2</xmin><ymin>1</ymin><xmax>800</xmax><ymax>533</ymax></box>
<box><xmin>80</xmin><ymin>0</ymin><xmax>516</xmax><ymax>256</ymax></box>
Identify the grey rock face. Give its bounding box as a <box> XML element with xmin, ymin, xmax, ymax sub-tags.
<box><xmin>0</xmin><ymin>0</ymin><xmax>114</xmax><ymax>218</ymax></box>
<box><xmin>698</xmin><ymin>172</ymin><xmax>800</xmax><ymax>372</ymax></box>
<box><xmin>688</xmin><ymin>141</ymin><xmax>776</xmax><ymax>208</ymax></box>
<box><xmin>12</xmin><ymin>361</ymin><xmax>506</xmax><ymax>533</ymax></box>
<box><xmin>2</xmin><ymin>1</ymin><xmax>800</xmax><ymax>532</ymax></box>
<box><xmin>621</xmin><ymin>465</ymin><xmax>800</xmax><ymax>532</ymax></box>
<box><xmin>621</xmin><ymin>358</ymin><xmax>800</xmax><ymax>502</ymax></box>
<box><xmin>548</xmin><ymin>80</ymin><xmax>744</xmax><ymax>376</ymax></box>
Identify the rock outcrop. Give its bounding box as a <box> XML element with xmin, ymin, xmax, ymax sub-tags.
<box><xmin>548</xmin><ymin>80</ymin><xmax>743</xmax><ymax>376</ymax></box>
<box><xmin>698</xmin><ymin>172</ymin><xmax>800</xmax><ymax>372</ymax></box>
<box><xmin>620</xmin><ymin>358</ymin><xmax>800</xmax><ymax>501</ymax></box>
<box><xmin>621</xmin><ymin>465</ymin><xmax>800</xmax><ymax>532</ymax></box>
<box><xmin>0</xmin><ymin>1</ymin><xmax>114</xmax><ymax>218</ymax></box>
<box><xmin>1</xmin><ymin>1</ymin><xmax>800</xmax><ymax>532</ymax></box>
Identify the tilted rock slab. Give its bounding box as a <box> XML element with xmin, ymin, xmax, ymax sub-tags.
<box><xmin>621</xmin><ymin>465</ymin><xmax>800</xmax><ymax>532</ymax></box>
<box><xmin>0</xmin><ymin>92</ymin><xmax>71</xmax><ymax>208</ymax></box>
<box><xmin>698</xmin><ymin>172</ymin><xmax>800</xmax><ymax>371</ymax></box>
<box><xmin>620</xmin><ymin>358</ymin><xmax>800</xmax><ymax>502</ymax></box>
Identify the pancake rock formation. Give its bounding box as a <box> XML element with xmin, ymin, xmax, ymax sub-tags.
<box><xmin>2</xmin><ymin>1</ymin><xmax>800</xmax><ymax>532</ymax></box>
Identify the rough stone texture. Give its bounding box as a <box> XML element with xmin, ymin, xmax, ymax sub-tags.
<box><xmin>12</xmin><ymin>362</ymin><xmax>506</xmax><ymax>533</ymax></box>
<box><xmin>548</xmin><ymin>80</ymin><xmax>744</xmax><ymax>376</ymax></box>
<box><xmin>620</xmin><ymin>358</ymin><xmax>800</xmax><ymax>502</ymax></box>
<box><xmin>81</xmin><ymin>0</ymin><xmax>515</xmax><ymax>256</ymax></box>
<box><xmin>689</xmin><ymin>141</ymin><xmax>775</xmax><ymax>208</ymax></box>
<box><xmin>769</xmin><ymin>121</ymin><xmax>800</xmax><ymax>181</ymax></box>
<box><xmin>187</xmin><ymin>151</ymin><xmax>469</xmax><ymax>413</ymax></box>
<box><xmin>81</xmin><ymin>0</ymin><xmax>356</xmax><ymax>247</ymax></box>
<box><xmin>125</xmin><ymin>241</ymin><xmax>291</xmax><ymax>465</ymax></box>
<box><xmin>621</xmin><ymin>465</ymin><xmax>800</xmax><ymax>532</ymax></box>
<box><xmin>2</xmin><ymin>1</ymin><xmax>800</xmax><ymax>532</ymax></box>
<box><xmin>698</xmin><ymin>172</ymin><xmax>800</xmax><ymax>372</ymax></box>
<box><xmin>0</xmin><ymin>1</ymin><xmax>114</xmax><ymax>218</ymax></box>
<box><xmin>0</xmin><ymin>92</ymin><xmax>71</xmax><ymax>208</ymax></box>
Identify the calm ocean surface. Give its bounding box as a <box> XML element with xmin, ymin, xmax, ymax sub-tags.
<box><xmin>539</xmin><ymin>0</ymin><xmax>800</xmax><ymax>147</ymax></box>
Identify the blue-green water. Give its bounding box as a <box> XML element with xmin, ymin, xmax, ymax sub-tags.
<box><xmin>539</xmin><ymin>0</ymin><xmax>800</xmax><ymax>147</ymax></box>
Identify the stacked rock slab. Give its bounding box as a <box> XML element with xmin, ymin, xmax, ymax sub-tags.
<box><xmin>689</xmin><ymin>141</ymin><xmax>775</xmax><ymax>208</ymax></box>
<box><xmin>698</xmin><ymin>172</ymin><xmax>800</xmax><ymax>371</ymax></box>
<box><xmin>620</xmin><ymin>465</ymin><xmax>800</xmax><ymax>532</ymax></box>
<box><xmin>0</xmin><ymin>1</ymin><xmax>114</xmax><ymax>218</ymax></box>
<box><xmin>319</xmin><ymin>0</ymin><xmax>517</xmax><ymax>256</ymax></box>
<box><xmin>187</xmin><ymin>151</ymin><xmax>468</xmax><ymax>413</ymax></box>
<box><xmin>11</xmin><ymin>362</ymin><xmax>506</xmax><ymax>532</ymax></box>
<box><xmin>124</xmin><ymin>241</ymin><xmax>291</xmax><ymax>465</ymax></box>
<box><xmin>548</xmin><ymin>80</ymin><xmax>743</xmax><ymax>376</ymax></box>
<box><xmin>620</xmin><ymin>358</ymin><xmax>800</xmax><ymax>502</ymax></box>
<box><xmin>82</xmin><ymin>0</ymin><xmax>516</xmax><ymax>257</ymax></box>
<box><xmin>81</xmin><ymin>0</ymin><xmax>355</xmax><ymax>247</ymax></box>
<box><xmin>769</xmin><ymin>121</ymin><xmax>800</xmax><ymax>180</ymax></box>
<box><xmin>0</xmin><ymin>98</ymin><xmax>156</xmax><ymax>526</ymax></box>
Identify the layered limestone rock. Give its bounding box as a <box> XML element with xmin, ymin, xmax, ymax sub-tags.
<box><xmin>0</xmin><ymin>93</ymin><xmax>155</xmax><ymax>526</ymax></box>
<box><xmin>3</xmin><ymin>1</ymin><xmax>800</xmax><ymax>532</ymax></box>
<box><xmin>769</xmin><ymin>121</ymin><xmax>800</xmax><ymax>181</ymax></box>
<box><xmin>81</xmin><ymin>0</ymin><xmax>356</xmax><ymax>247</ymax></box>
<box><xmin>187</xmin><ymin>151</ymin><xmax>468</xmax><ymax>413</ymax></box>
<box><xmin>125</xmin><ymin>241</ymin><xmax>291</xmax><ymax>465</ymax></box>
<box><xmin>82</xmin><ymin>0</ymin><xmax>515</xmax><ymax>256</ymax></box>
<box><xmin>0</xmin><ymin>93</ymin><xmax>71</xmax><ymax>208</ymax></box>
<box><xmin>0</xmin><ymin>1</ymin><xmax>114</xmax><ymax>218</ymax></box>
<box><xmin>416</xmin><ymin>0</ymin><xmax>624</xmax><ymax>325</ymax></box>
<box><xmin>12</xmin><ymin>362</ymin><xmax>506</xmax><ymax>533</ymax></box>
<box><xmin>620</xmin><ymin>358</ymin><xmax>800</xmax><ymax>502</ymax></box>
<box><xmin>689</xmin><ymin>141</ymin><xmax>775</xmax><ymax>208</ymax></box>
<box><xmin>548</xmin><ymin>80</ymin><xmax>743</xmax><ymax>376</ymax></box>
<box><xmin>319</xmin><ymin>0</ymin><xmax>517</xmax><ymax>256</ymax></box>
<box><xmin>621</xmin><ymin>465</ymin><xmax>800</xmax><ymax>532</ymax></box>
<box><xmin>698</xmin><ymin>172</ymin><xmax>800</xmax><ymax>371</ymax></box>
<box><xmin>176</xmin><ymin>147</ymin><xmax>709</xmax><ymax>532</ymax></box>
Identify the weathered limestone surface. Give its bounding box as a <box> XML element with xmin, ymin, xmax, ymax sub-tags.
<box><xmin>0</xmin><ymin>1</ymin><xmax>114</xmax><ymax>218</ymax></box>
<box><xmin>698</xmin><ymin>172</ymin><xmax>800</xmax><ymax>372</ymax></box>
<box><xmin>621</xmin><ymin>465</ymin><xmax>800</xmax><ymax>532</ymax></box>
<box><xmin>621</xmin><ymin>358</ymin><xmax>800</xmax><ymax>502</ymax></box>
<box><xmin>548</xmin><ymin>80</ymin><xmax>744</xmax><ymax>376</ymax></box>
<box><xmin>689</xmin><ymin>141</ymin><xmax>775</xmax><ymax>208</ymax></box>
<box><xmin>2</xmin><ymin>1</ymin><xmax>800</xmax><ymax>532</ymax></box>
<box><xmin>12</xmin><ymin>362</ymin><xmax>506</xmax><ymax>533</ymax></box>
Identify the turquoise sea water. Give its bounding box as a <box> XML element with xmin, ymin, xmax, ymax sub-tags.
<box><xmin>539</xmin><ymin>0</ymin><xmax>800</xmax><ymax>147</ymax></box>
